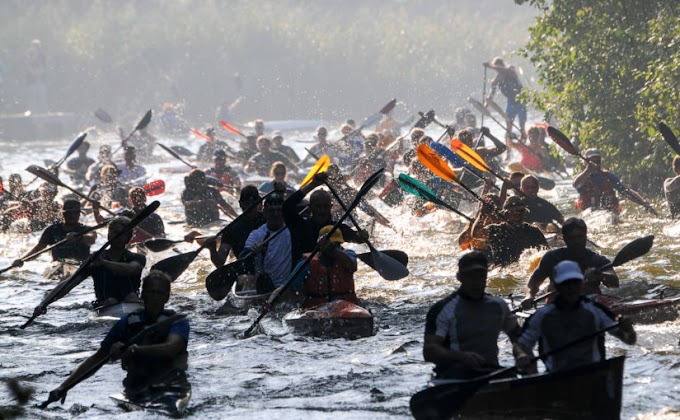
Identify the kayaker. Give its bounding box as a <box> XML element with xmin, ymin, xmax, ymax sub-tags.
<box><xmin>518</xmin><ymin>175</ymin><xmax>564</xmax><ymax>228</ymax></box>
<box><xmin>180</xmin><ymin>168</ymin><xmax>238</xmax><ymax>227</ymax></box>
<box><xmin>205</xmin><ymin>149</ymin><xmax>241</xmax><ymax>195</ymax></box>
<box><xmin>271</xmin><ymin>131</ymin><xmax>300</xmax><ymax>163</ymax></box>
<box><xmin>456</xmin><ymin>127</ymin><xmax>507</xmax><ymax>161</ymax></box>
<box><xmin>498</xmin><ymin>171</ymin><xmax>524</xmax><ymax>204</ymax></box>
<box><xmin>196</xmin><ymin>127</ymin><xmax>221</xmax><ymax>162</ymax></box>
<box><xmin>299</xmin><ymin>126</ymin><xmax>333</xmax><ymax>167</ymax></box>
<box><xmin>663</xmin><ymin>155</ymin><xmax>680</xmax><ymax>218</ymax></box>
<box><xmin>484</xmin><ymin>56</ymin><xmax>527</xmax><ymax>144</ymax></box>
<box><xmin>245</xmin><ymin>136</ymin><xmax>299</xmax><ymax>177</ymax></box>
<box><xmin>302</xmin><ymin>225</ymin><xmax>358</xmax><ymax>308</ymax></box>
<box><xmin>90</xmin><ymin>163</ymin><xmax>128</xmax><ymax>208</ymax></box>
<box><xmin>198</xmin><ymin>185</ymin><xmax>265</xmax><ymax>268</ymax></box>
<box><xmin>240</xmin><ymin>193</ymin><xmax>292</xmax><ymax>293</ymax></box>
<box><xmin>94</xmin><ymin>187</ymin><xmax>165</xmax><ymax>244</ymax></box>
<box><xmin>486</xmin><ymin>196</ymin><xmax>548</xmax><ymax>266</ymax></box>
<box><xmin>459</xmin><ymin>192</ymin><xmax>504</xmax><ymax>256</ymax></box>
<box><xmin>514</xmin><ymin>260</ymin><xmax>636</xmax><ymax>373</ymax></box>
<box><xmin>282</xmin><ymin>172</ymin><xmax>367</xmax><ymax>263</ymax></box>
<box><xmin>63</xmin><ymin>140</ymin><xmax>95</xmax><ymax>185</ymax></box>
<box><xmin>45</xmin><ymin>270</ymin><xmax>190</xmax><ymax>403</ymax></box>
<box><xmin>2</xmin><ymin>184</ymin><xmax>60</xmax><ymax>232</ymax></box>
<box><xmin>12</xmin><ymin>198</ymin><xmax>96</xmax><ymax>268</ymax></box>
<box><xmin>521</xmin><ymin>217</ymin><xmax>619</xmax><ymax>310</ymax></box>
<box><xmin>352</xmin><ymin>133</ymin><xmax>386</xmax><ymax>185</ymax></box>
<box><xmin>258</xmin><ymin>162</ymin><xmax>296</xmax><ymax>196</ymax></box>
<box><xmin>86</xmin><ymin>144</ymin><xmax>114</xmax><ymax>184</ymax></box>
<box><xmin>423</xmin><ymin>251</ymin><xmax>521</xmax><ymax>379</ymax></box>
<box><xmin>117</xmin><ymin>146</ymin><xmax>147</xmax><ymax>186</ymax></box>
<box><xmin>509</xmin><ymin>125</ymin><xmax>549</xmax><ymax>172</ymax></box>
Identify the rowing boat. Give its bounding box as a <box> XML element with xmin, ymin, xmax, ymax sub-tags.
<box><xmin>93</xmin><ymin>301</ymin><xmax>144</xmax><ymax>320</ymax></box>
<box><xmin>593</xmin><ymin>294</ymin><xmax>680</xmax><ymax>324</ymax></box>
<box><xmin>579</xmin><ymin>207</ymin><xmax>619</xmax><ymax>229</ymax></box>
<box><xmin>283</xmin><ymin>299</ymin><xmax>374</xmax><ymax>339</ymax></box>
<box><xmin>410</xmin><ymin>356</ymin><xmax>624</xmax><ymax>419</ymax></box>
<box><xmin>110</xmin><ymin>369</ymin><xmax>191</xmax><ymax>416</ymax></box>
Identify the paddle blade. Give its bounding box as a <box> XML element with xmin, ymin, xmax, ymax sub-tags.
<box><xmin>416</xmin><ymin>144</ymin><xmax>458</xmax><ymax>182</ymax></box>
<box><xmin>380</xmin><ymin>98</ymin><xmax>398</xmax><ymax>115</ymax></box>
<box><xmin>300</xmin><ymin>155</ymin><xmax>331</xmax><ymax>188</ymax></box>
<box><xmin>659</xmin><ymin>122</ymin><xmax>680</xmax><ymax>155</ymax></box>
<box><xmin>220</xmin><ymin>120</ymin><xmax>245</xmax><ymax>137</ymax></box>
<box><xmin>135</xmin><ymin>109</ymin><xmax>153</xmax><ymax>131</ymax></box>
<box><xmin>547</xmin><ymin>126</ymin><xmax>581</xmax><ymax>157</ymax></box>
<box><xmin>191</xmin><ymin>128</ymin><xmax>212</xmax><ymax>142</ymax></box>
<box><xmin>398</xmin><ymin>173</ymin><xmax>444</xmax><ymax>206</ymax></box>
<box><xmin>94</xmin><ymin>108</ymin><xmax>113</xmax><ymax>123</ymax></box>
<box><xmin>468</xmin><ymin>97</ymin><xmax>491</xmax><ymax>117</ymax></box>
<box><xmin>25</xmin><ymin>165</ymin><xmax>64</xmax><ymax>187</ymax></box>
<box><xmin>151</xmin><ymin>249</ymin><xmax>202</xmax><ymax>282</ymax></box>
<box><xmin>430</xmin><ymin>142</ymin><xmax>465</xmax><ymax>167</ymax></box>
<box><xmin>450</xmin><ymin>139</ymin><xmax>489</xmax><ymax>172</ymax></box>
<box><xmin>65</xmin><ymin>132</ymin><xmax>88</xmax><ymax>159</ymax></box>
<box><xmin>170</xmin><ymin>145</ymin><xmax>195</xmax><ymax>157</ymax></box>
<box><xmin>415</xmin><ymin>110</ymin><xmax>436</xmax><ymax>129</ymax></box>
<box><xmin>143</xmin><ymin>180</ymin><xmax>165</xmax><ymax>196</ymax></box>
<box><xmin>357</xmin><ymin>249</ymin><xmax>409</xmax><ymax>279</ymax></box>
<box><xmin>205</xmin><ymin>260</ymin><xmax>247</xmax><ymax>301</ymax></box>
<box><xmin>611</xmin><ymin>235</ymin><xmax>654</xmax><ymax>268</ymax></box>
<box><xmin>371</xmin><ymin>251</ymin><xmax>409</xmax><ymax>280</ymax></box>
<box><xmin>142</xmin><ymin>238</ymin><xmax>180</xmax><ymax>253</ymax></box>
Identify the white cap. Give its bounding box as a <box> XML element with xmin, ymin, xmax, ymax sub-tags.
<box><xmin>552</xmin><ymin>260</ymin><xmax>584</xmax><ymax>284</ymax></box>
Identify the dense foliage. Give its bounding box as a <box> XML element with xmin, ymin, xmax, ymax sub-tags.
<box><xmin>515</xmin><ymin>0</ymin><xmax>680</xmax><ymax>193</ymax></box>
<box><xmin>0</xmin><ymin>1</ymin><xmax>535</xmax><ymax>123</ymax></box>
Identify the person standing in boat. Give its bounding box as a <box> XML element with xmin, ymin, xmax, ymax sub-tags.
<box><xmin>45</xmin><ymin>270</ymin><xmax>190</xmax><ymax>404</ymax></box>
<box><xmin>514</xmin><ymin>261</ymin><xmax>636</xmax><ymax>373</ymax></box>
<box><xmin>486</xmin><ymin>196</ymin><xmax>548</xmax><ymax>266</ymax></box>
<box><xmin>282</xmin><ymin>172</ymin><xmax>367</xmax><ymax>264</ymax></box>
<box><xmin>484</xmin><ymin>56</ymin><xmax>527</xmax><ymax>146</ymax></box>
<box><xmin>663</xmin><ymin>155</ymin><xmax>680</xmax><ymax>219</ymax></box>
<box><xmin>180</xmin><ymin>169</ymin><xmax>238</xmax><ymax>227</ymax></box>
<box><xmin>240</xmin><ymin>193</ymin><xmax>292</xmax><ymax>293</ymax></box>
<box><xmin>12</xmin><ymin>199</ymin><xmax>96</xmax><ymax>269</ymax></box>
<box><xmin>423</xmin><ymin>251</ymin><xmax>521</xmax><ymax>379</ymax></box>
<box><xmin>302</xmin><ymin>225</ymin><xmax>358</xmax><ymax>308</ymax></box>
<box><xmin>521</xmin><ymin>218</ymin><xmax>619</xmax><ymax>310</ymax></box>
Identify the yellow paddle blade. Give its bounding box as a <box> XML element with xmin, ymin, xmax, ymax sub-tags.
<box><xmin>300</xmin><ymin>154</ymin><xmax>331</xmax><ymax>187</ymax></box>
<box><xmin>416</xmin><ymin>144</ymin><xmax>458</xmax><ymax>182</ymax></box>
<box><xmin>450</xmin><ymin>139</ymin><xmax>490</xmax><ymax>172</ymax></box>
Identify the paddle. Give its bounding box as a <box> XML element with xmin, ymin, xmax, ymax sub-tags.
<box><xmin>0</xmin><ymin>220</ymin><xmax>110</xmax><ymax>275</ymax></box>
<box><xmin>20</xmin><ymin>201</ymin><xmax>160</xmax><ymax>329</ymax></box>
<box><xmin>150</xmin><ymin>190</ymin><xmax>275</xmax><ymax>281</ymax></box>
<box><xmin>547</xmin><ymin>126</ymin><xmax>659</xmax><ymax>216</ymax></box>
<box><xmin>429</xmin><ymin>142</ymin><xmax>502</xmax><ymax>192</ymax></box>
<box><xmin>299</xmin><ymin>154</ymin><xmax>330</xmax><ymax>188</ymax></box>
<box><xmin>157</xmin><ymin>142</ymin><xmax>196</xmax><ymax>169</ymax></box>
<box><xmin>39</xmin><ymin>313</ymin><xmax>186</xmax><ymax>408</ymax></box>
<box><xmin>240</xmin><ymin>168</ymin><xmax>385</xmax><ymax>339</ymax></box>
<box><xmin>220</xmin><ymin>120</ymin><xmax>247</xmax><ymax>138</ymax></box>
<box><xmin>658</xmin><ymin>122</ymin><xmax>680</xmax><ymax>155</ymax></box>
<box><xmin>397</xmin><ymin>173</ymin><xmax>473</xmax><ymax>222</ymax></box>
<box><xmin>26</xmin><ymin>132</ymin><xmax>88</xmax><ymax>187</ymax></box>
<box><xmin>323</xmin><ymin>179</ymin><xmax>409</xmax><ymax>281</ymax></box>
<box><xmin>141</xmin><ymin>235</ymin><xmax>211</xmax><ymax>253</ymax></box>
<box><xmin>416</xmin><ymin>144</ymin><xmax>483</xmax><ymax>201</ymax></box>
<box><xmin>468</xmin><ymin>97</ymin><xmax>508</xmax><ymax>134</ymax></box>
<box><xmin>94</xmin><ymin>108</ymin><xmax>113</xmax><ymax>124</ymax></box>
<box><xmin>142</xmin><ymin>180</ymin><xmax>165</xmax><ymax>197</ymax></box>
<box><xmin>204</xmin><ymin>226</ymin><xmax>288</xmax><ymax>300</ymax></box>
<box><xmin>329</xmin><ymin>99</ymin><xmax>398</xmax><ymax>149</ymax></box>
<box><xmin>488</xmin><ymin>98</ymin><xmax>522</xmax><ymax>133</ymax></box>
<box><xmin>110</xmin><ymin>110</ymin><xmax>153</xmax><ymax>158</ymax></box>
<box><xmin>410</xmin><ymin>322</ymin><xmax>622</xmax><ymax>419</ymax></box>
<box><xmin>170</xmin><ymin>145</ymin><xmax>195</xmax><ymax>157</ymax></box>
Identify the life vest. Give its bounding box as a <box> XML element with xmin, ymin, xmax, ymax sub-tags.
<box><xmin>576</xmin><ymin>171</ymin><xmax>619</xmax><ymax>211</ymax></box>
<box><xmin>303</xmin><ymin>253</ymin><xmax>357</xmax><ymax>308</ymax></box>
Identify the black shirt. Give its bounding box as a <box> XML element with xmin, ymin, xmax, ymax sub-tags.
<box><xmin>38</xmin><ymin>222</ymin><xmax>93</xmax><ymax>262</ymax></box>
<box><xmin>220</xmin><ymin>212</ymin><xmax>266</xmax><ymax>257</ymax></box>
<box><xmin>521</xmin><ymin>196</ymin><xmax>564</xmax><ymax>225</ymax></box>
<box><xmin>487</xmin><ymin>222</ymin><xmax>547</xmax><ymax>266</ymax></box>
<box><xmin>81</xmin><ymin>250</ymin><xmax>146</xmax><ymax>303</ymax></box>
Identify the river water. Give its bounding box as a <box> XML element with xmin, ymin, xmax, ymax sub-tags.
<box><xmin>0</xmin><ymin>126</ymin><xmax>678</xmax><ymax>419</ymax></box>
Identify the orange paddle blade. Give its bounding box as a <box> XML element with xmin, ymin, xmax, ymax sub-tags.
<box><xmin>416</xmin><ymin>144</ymin><xmax>458</xmax><ymax>182</ymax></box>
<box><xmin>450</xmin><ymin>139</ymin><xmax>489</xmax><ymax>172</ymax></box>
<box><xmin>219</xmin><ymin>120</ymin><xmax>245</xmax><ymax>137</ymax></box>
<box><xmin>191</xmin><ymin>128</ymin><xmax>212</xmax><ymax>142</ymax></box>
<box><xmin>300</xmin><ymin>155</ymin><xmax>331</xmax><ymax>187</ymax></box>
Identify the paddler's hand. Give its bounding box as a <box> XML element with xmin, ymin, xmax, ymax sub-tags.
<box><xmin>311</xmin><ymin>172</ymin><xmax>329</xmax><ymax>186</ymax></box>
<box><xmin>121</xmin><ymin>344</ymin><xmax>140</xmax><ymax>370</ymax></box>
<box><xmin>357</xmin><ymin>229</ymin><xmax>369</xmax><ymax>242</ymax></box>
<box><xmin>458</xmin><ymin>351</ymin><xmax>486</xmax><ymax>369</ymax></box>
<box><xmin>184</xmin><ymin>231</ymin><xmax>202</xmax><ymax>243</ymax></box>
<box><xmin>520</xmin><ymin>296</ymin><xmax>535</xmax><ymax>311</ymax></box>
<box><xmin>110</xmin><ymin>341</ymin><xmax>126</xmax><ymax>361</ymax></box>
<box><xmin>251</xmin><ymin>242</ymin><xmax>264</xmax><ymax>254</ymax></box>
<box><xmin>480</xmin><ymin>126</ymin><xmax>491</xmax><ymax>137</ymax></box>
<box><xmin>65</xmin><ymin>232</ymin><xmax>78</xmax><ymax>242</ymax></box>
<box><xmin>12</xmin><ymin>259</ymin><xmax>24</xmax><ymax>268</ymax></box>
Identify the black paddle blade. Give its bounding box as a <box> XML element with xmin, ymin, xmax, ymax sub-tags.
<box><xmin>357</xmin><ymin>250</ymin><xmax>408</xmax><ymax>270</ymax></box>
<box><xmin>25</xmin><ymin>165</ymin><xmax>64</xmax><ymax>186</ymax></box>
<box><xmin>170</xmin><ymin>145</ymin><xmax>195</xmax><ymax>156</ymax></box>
<box><xmin>611</xmin><ymin>235</ymin><xmax>654</xmax><ymax>268</ymax></box>
<box><xmin>547</xmin><ymin>126</ymin><xmax>580</xmax><ymax>157</ymax></box>
<box><xmin>65</xmin><ymin>132</ymin><xmax>88</xmax><ymax>158</ymax></box>
<box><xmin>151</xmin><ymin>249</ymin><xmax>202</xmax><ymax>282</ymax></box>
<box><xmin>380</xmin><ymin>98</ymin><xmax>398</xmax><ymax>115</ymax></box>
<box><xmin>135</xmin><ymin>109</ymin><xmax>153</xmax><ymax>131</ymax></box>
<box><xmin>94</xmin><ymin>108</ymin><xmax>113</xmax><ymax>123</ymax></box>
<box><xmin>205</xmin><ymin>260</ymin><xmax>247</xmax><ymax>301</ymax></box>
<box><xmin>659</xmin><ymin>122</ymin><xmax>680</xmax><ymax>155</ymax></box>
<box><xmin>143</xmin><ymin>238</ymin><xmax>181</xmax><ymax>253</ymax></box>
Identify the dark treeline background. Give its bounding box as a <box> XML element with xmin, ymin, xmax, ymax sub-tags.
<box><xmin>0</xmin><ymin>0</ymin><xmax>537</xmax><ymax>123</ymax></box>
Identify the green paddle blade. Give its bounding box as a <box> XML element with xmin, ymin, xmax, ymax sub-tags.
<box><xmin>398</xmin><ymin>173</ymin><xmax>444</xmax><ymax>206</ymax></box>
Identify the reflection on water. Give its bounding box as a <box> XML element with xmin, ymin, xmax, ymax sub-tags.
<box><xmin>0</xmin><ymin>132</ymin><xmax>678</xmax><ymax>419</ymax></box>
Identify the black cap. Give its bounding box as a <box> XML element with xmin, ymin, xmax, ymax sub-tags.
<box><xmin>458</xmin><ymin>251</ymin><xmax>488</xmax><ymax>273</ymax></box>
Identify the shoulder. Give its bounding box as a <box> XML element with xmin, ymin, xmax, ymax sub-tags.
<box><xmin>482</xmin><ymin>293</ymin><xmax>510</xmax><ymax>310</ymax></box>
<box><xmin>124</xmin><ymin>250</ymin><xmax>146</xmax><ymax>263</ymax></box>
<box><xmin>426</xmin><ymin>292</ymin><xmax>460</xmax><ymax>320</ymax></box>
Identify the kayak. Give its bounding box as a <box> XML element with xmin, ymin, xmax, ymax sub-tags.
<box><xmin>228</xmin><ymin>274</ymin><xmax>271</xmax><ymax>310</ymax></box>
<box><xmin>283</xmin><ymin>299</ymin><xmax>374</xmax><ymax>339</ymax></box>
<box><xmin>579</xmin><ymin>207</ymin><xmax>619</xmax><ymax>229</ymax></box>
<box><xmin>410</xmin><ymin>356</ymin><xmax>624</xmax><ymax>419</ymax></box>
<box><xmin>94</xmin><ymin>301</ymin><xmax>144</xmax><ymax>321</ymax></box>
<box><xmin>244</xmin><ymin>119</ymin><xmax>327</xmax><ymax>132</ymax></box>
<box><xmin>662</xmin><ymin>220</ymin><xmax>680</xmax><ymax>236</ymax></box>
<box><xmin>593</xmin><ymin>294</ymin><xmax>680</xmax><ymax>324</ymax></box>
<box><xmin>110</xmin><ymin>369</ymin><xmax>191</xmax><ymax>416</ymax></box>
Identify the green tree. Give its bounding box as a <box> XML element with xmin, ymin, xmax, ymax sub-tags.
<box><xmin>515</xmin><ymin>0</ymin><xmax>680</xmax><ymax>194</ymax></box>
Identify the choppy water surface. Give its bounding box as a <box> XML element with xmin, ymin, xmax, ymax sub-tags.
<box><xmin>0</xmin><ymin>129</ymin><xmax>678</xmax><ymax>419</ymax></box>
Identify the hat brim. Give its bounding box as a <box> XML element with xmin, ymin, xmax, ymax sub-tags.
<box><xmin>459</xmin><ymin>263</ymin><xmax>488</xmax><ymax>273</ymax></box>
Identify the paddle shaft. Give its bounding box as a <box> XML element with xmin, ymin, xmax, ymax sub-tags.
<box><xmin>20</xmin><ymin>201</ymin><xmax>160</xmax><ymax>329</ymax></box>
<box><xmin>157</xmin><ymin>143</ymin><xmax>196</xmax><ymax>169</ymax></box>
<box><xmin>112</xmin><ymin>109</ymin><xmax>153</xmax><ymax>156</ymax></box>
<box><xmin>26</xmin><ymin>132</ymin><xmax>87</xmax><ymax>187</ymax></box>
<box><xmin>40</xmin><ymin>314</ymin><xmax>186</xmax><ymax>408</ymax></box>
